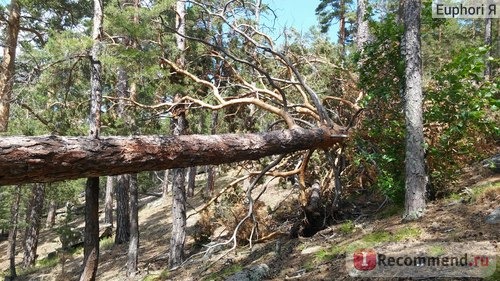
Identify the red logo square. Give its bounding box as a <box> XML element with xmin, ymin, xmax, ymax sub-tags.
<box><xmin>353</xmin><ymin>248</ymin><xmax>377</xmax><ymax>271</ymax></box>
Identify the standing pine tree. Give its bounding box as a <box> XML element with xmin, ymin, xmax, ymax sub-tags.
<box><xmin>80</xmin><ymin>0</ymin><xmax>103</xmax><ymax>280</ymax></box>
<box><xmin>402</xmin><ymin>0</ymin><xmax>426</xmax><ymax>220</ymax></box>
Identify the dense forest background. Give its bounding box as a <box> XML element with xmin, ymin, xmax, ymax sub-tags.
<box><xmin>0</xmin><ymin>0</ymin><xmax>498</xmax><ymax>280</ymax></box>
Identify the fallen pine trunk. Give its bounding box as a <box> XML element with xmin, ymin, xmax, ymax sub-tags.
<box><xmin>0</xmin><ymin>127</ymin><xmax>346</xmax><ymax>185</ymax></box>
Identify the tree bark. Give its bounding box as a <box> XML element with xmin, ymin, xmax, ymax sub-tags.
<box><xmin>402</xmin><ymin>0</ymin><xmax>426</xmax><ymax>221</ymax></box>
<box><xmin>205</xmin><ymin>111</ymin><xmax>219</xmax><ymax>197</ymax></box>
<box><xmin>104</xmin><ymin>176</ymin><xmax>114</xmax><ymax>226</ymax></box>
<box><xmin>127</xmin><ymin>174</ymin><xmax>139</xmax><ymax>276</ymax></box>
<box><xmin>104</xmin><ymin>176</ymin><xmax>115</xmax><ymax>226</ymax></box>
<box><xmin>0</xmin><ymin>127</ymin><xmax>345</xmax><ymax>185</ymax></box>
<box><xmin>170</xmin><ymin>1</ymin><xmax>187</xmax><ymax>263</ymax></box>
<box><xmin>0</xmin><ymin>0</ymin><xmax>20</xmax><ymax>132</ymax></box>
<box><xmin>80</xmin><ymin>177</ymin><xmax>99</xmax><ymax>281</ymax></box>
<box><xmin>8</xmin><ymin>185</ymin><xmax>21</xmax><ymax>279</ymax></box>
<box><xmin>22</xmin><ymin>183</ymin><xmax>45</xmax><ymax>268</ymax></box>
<box><xmin>45</xmin><ymin>199</ymin><xmax>57</xmax><ymax>228</ymax></box>
<box><xmin>115</xmin><ymin>174</ymin><xmax>130</xmax><ymax>244</ymax></box>
<box><xmin>356</xmin><ymin>0</ymin><xmax>370</xmax><ymax>52</ymax></box>
<box><xmin>162</xmin><ymin>170</ymin><xmax>171</xmax><ymax>198</ymax></box>
<box><xmin>187</xmin><ymin>166</ymin><xmax>196</xmax><ymax>197</ymax></box>
<box><xmin>205</xmin><ymin>166</ymin><xmax>216</xmax><ymax>197</ymax></box>
<box><xmin>80</xmin><ymin>0</ymin><xmax>103</xmax><ymax>280</ymax></box>
<box><xmin>484</xmin><ymin>18</ymin><xmax>492</xmax><ymax>79</ymax></box>
<box><xmin>339</xmin><ymin>0</ymin><xmax>346</xmax><ymax>57</ymax></box>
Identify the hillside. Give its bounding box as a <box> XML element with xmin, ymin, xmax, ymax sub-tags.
<box><xmin>1</xmin><ymin>169</ymin><xmax>499</xmax><ymax>281</ymax></box>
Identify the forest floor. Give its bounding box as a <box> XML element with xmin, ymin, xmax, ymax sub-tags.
<box><xmin>0</xmin><ymin>167</ymin><xmax>499</xmax><ymax>281</ymax></box>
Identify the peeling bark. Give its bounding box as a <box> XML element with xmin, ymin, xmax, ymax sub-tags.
<box><xmin>0</xmin><ymin>0</ymin><xmax>20</xmax><ymax>131</ymax></box>
<box><xmin>0</xmin><ymin>127</ymin><xmax>345</xmax><ymax>185</ymax></box>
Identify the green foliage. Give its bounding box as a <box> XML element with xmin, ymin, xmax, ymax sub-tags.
<box><xmin>354</xmin><ymin>14</ymin><xmax>406</xmax><ymax>203</ymax></box>
<box><xmin>425</xmin><ymin>47</ymin><xmax>499</xmax><ymax>190</ymax></box>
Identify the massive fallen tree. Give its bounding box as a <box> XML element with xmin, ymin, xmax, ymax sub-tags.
<box><xmin>0</xmin><ymin>126</ymin><xmax>346</xmax><ymax>185</ymax></box>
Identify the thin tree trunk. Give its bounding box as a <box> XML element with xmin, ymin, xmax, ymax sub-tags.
<box><xmin>162</xmin><ymin>170</ymin><xmax>170</xmax><ymax>198</ymax></box>
<box><xmin>170</xmin><ymin>0</ymin><xmax>188</xmax><ymax>268</ymax></box>
<box><xmin>205</xmin><ymin>111</ymin><xmax>219</xmax><ymax>197</ymax></box>
<box><xmin>8</xmin><ymin>185</ymin><xmax>21</xmax><ymax>279</ymax></box>
<box><xmin>187</xmin><ymin>166</ymin><xmax>196</xmax><ymax>197</ymax></box>
<box><xmin>115</xmin><ymin>174</ymin><xmax>130</xmax><ymax>244</ymax></box>
<box><xmin>45</xmin><ymin>199</ymin><xmax>57</xmax><ymax>229</ymax></box>
<box><xmin>104</xmin><ymin>176</ymin><xmax>114</xmax><ymax>226</ymax></box>
<box><xmin>402</xmin><ymin>0</ymin><xmax>426</xmax><ymax>221</ymax></box>
<box><xmin>356</xmin><ymin>0</ymin><xmax>370</xmax><ymax>52</ymax></box>
<box><xmin>0</xmin><ymin>0</ymin><xmax>20</xmax><ymax>132</ymax></box>
<box><xmin>127</xmin><ymin>174</ymin><xmax>139</xmax><ymax>276</ymax></box>
<box><xmin>80</xmin><ymin>0</ymin><xmax>103</xmax><ymax>280</ymax></box>
<box><xmin>484</xmin><ymin>18</ymin><xmax>492</xmax><ymax>79</ymax></box>
<box><xmin>205</xmin><ymin>166</ymin><xmax>216</xmax><ymax>198</ymax></box>
<box><xmin>339</xmin><ymin>0</ymin><xmax>346</xmax><ymax>58</ymax></box>
<box><xmin>22</xmin><ymin>183</ymin><xmax>45</xmax><ymax>268</ymax></box>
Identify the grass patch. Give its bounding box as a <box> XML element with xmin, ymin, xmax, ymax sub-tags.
<box><xmin>447</xmin><ymin>181</ymin><xmax>500</xmax><ymax>204</ymax></box>
<box><xmin>16</xmin><ymin>254</ymin><xmax>60</xmax><ymax>276</ymax></box>
<box><xmin>428</xmin><ymin>245</ymin><xmax>446</xmax><ymax>256</ymax></box>
<box><xmin>446</xmin><ymin>192</ymin><xmax>463</xmax><ymax>203</ymax></box>
<box><xmin>159</xmin><ymin>268</ymin><xmax>170</xmax><ymax>280</ymax></box>
<box><xmin>362</xmin><ymin>230</ymin><xmax>392</xmax><ymax>243</ymax></box>
<box><xmin>339</xmin><ymin>220</ymin><xmax>355</xmax><ymax>234</ymax></box>
<box><xmin>100</xmin><ymin>236</ymin><xmax>115</xmax><ymax>251</ymax></box>
<box><xmin>204</xmin><ymin>264</ymin><xmax>244</xmax><ymax>281</ymax></box>
<box><xmin>471</xmin><ymin>181</ymin><xmax>500</xmax><ymax>202</ymax></box>
<box><xmin>394</xmin><ymin>227</ymin><xmax>421</xmax><ymax>241</ymax></box>
<box><xmin>142</xmin><ymin>274</ymin><xmax>160</xmax><ymax>281</ymax></box>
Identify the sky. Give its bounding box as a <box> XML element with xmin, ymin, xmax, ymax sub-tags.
<box><xmin>0</xmin><ymin>0</ymin><xmax>338</xmax><ymax>40</ymax></box>
<box><xmin>263</xmin><ymin>0</ymin><xmax>338</xmax><ymax>40</ymax></box>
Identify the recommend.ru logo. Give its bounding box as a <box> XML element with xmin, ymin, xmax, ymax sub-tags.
<box><xmin>346</xmin><ymin>242</ymin><xmax>497</xmax><ymax>277</ymax></box>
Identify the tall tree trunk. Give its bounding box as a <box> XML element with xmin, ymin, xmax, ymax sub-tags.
<box><xmin>339</xmin><ymin>0</ymin><xmax>346</xmax><ymax>58</ymax></box>
<box><xmin>402</xmin><ymin>0</ymin><xmax>426</xmax><ymax>221</ymax></box>
<box><xmin>45</xmin><ymin>199</ymin><xmax>57</xmax><ymax>229</ymax></box>
<box><xmin>127</xmin><ymin>174</ymin><xmax>139</xmax><ymax>276</ymax></box>
<box><xmin>115</xmin><ymin>174</ymin><xmax>130</xmax><ymax>244</ymax></box>
<box><xmin>169</xmin><ymin>0</ymin><xmax>188</xmax><ymax>269</ymax></box>
<box><xmin>0</xmin><ymin>0</ymin><xmax>20</xmax><ymax>131</ymax></box>
<box><xmin>114</xmin><ymin>64</ymin><xmax>131</xmax><ymax>244</ymax></box>
<box><xmin>104</xmin><ymin>176</ymin><xmax>114</xmax><ymax>226</ymax></box>
<box><xmin>80</xmin><ymin>0</ymin><xmax>103</xmax><ymax>280</ymax></box>
<box><xmin>484</xmin><ymin>18</ymin><xmax>492</xmax><ymax>79</ymax></box>
<box><xmin>187</xmin><ymin>166</ymin><xmax>197</xmax><ymax>197</ymax></box>
<box><xmin>356</xmin><ymin>0</ymin><xmax>370</xmax><ymax>52</ymax></box>
<box><xmin>22</xmin><ymin>183</ymin><xmax>45</xmax><ymax>268</ymax></box>
<box><xmin>8</xmin><ymin>185</ymin><xmax>21</xmax><ymax>279</ymax></box>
